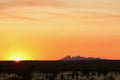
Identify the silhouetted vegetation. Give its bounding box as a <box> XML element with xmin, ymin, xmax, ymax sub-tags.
<box><xmin>0</xmin><ymin>60</ymin><xmax>120</xmax><ymax>80</ymax></box>
<box><xmin>7</xmin><ymin>77</ymin><xmax>20</xmax><ymax>80</ymax></box>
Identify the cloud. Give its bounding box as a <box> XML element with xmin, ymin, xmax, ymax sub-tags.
<box><xmin>0</xmin><ymin>0</ymin><xmax>69</xmax><ymax>10</ymax></box>
<box><xmin>0</xmin><ymin>0</ymin><xmax>120</xmax><ymax>21</ymax></box>
<box><xmin>0</xmin><ymin>0</ymin><xmax>71</xmax><ymax>20</ymax></box>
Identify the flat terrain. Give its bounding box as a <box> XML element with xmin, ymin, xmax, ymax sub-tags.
<box><xmin>0</xmin><ymin>60</ymin><xmax>120</xmax><ymax>73</ymax></box>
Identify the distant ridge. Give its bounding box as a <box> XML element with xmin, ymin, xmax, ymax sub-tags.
<box><xmin>61</xmin><ymin>55</ymin><xmax>104</xmax><ymax>60</ymax></box>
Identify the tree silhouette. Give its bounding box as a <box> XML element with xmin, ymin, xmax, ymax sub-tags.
<box><xmin>104</xmin><ymin>75</ymin><xmax>115</xmax><ymax>80</ymax></box>
<box><xmin>7</xmin><ymin>76</ymin><xmax>20</xmax><ymax>80</ymax></box>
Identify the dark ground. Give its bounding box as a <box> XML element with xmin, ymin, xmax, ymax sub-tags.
<box><xmin>0</xmin><ymin>60</ymin><xmax>120</xmax><ymax>73</ymax></box>
<box><xmin>0</xmin><ymin>60</ymin><xmax>120</xmax><ymax>80</ymax></box>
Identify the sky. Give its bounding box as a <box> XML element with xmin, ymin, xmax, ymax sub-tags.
<box><xmin>0</xmin><ymin>0</ymin><xmax>120</xmax><ymax>60</ymax></box>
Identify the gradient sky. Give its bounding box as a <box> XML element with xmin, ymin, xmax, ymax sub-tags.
<box><xmin>0</xmin><ymin>0</ymin><xmax>120</xmax><ymax>60</ymax></box>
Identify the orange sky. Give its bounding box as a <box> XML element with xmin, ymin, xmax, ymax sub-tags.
<box><xmin>0</xmin><ymin>0</ymin><xmax>120</xmax><ymax>60</ymax></box>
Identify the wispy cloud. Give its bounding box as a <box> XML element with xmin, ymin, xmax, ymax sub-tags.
<box><xmin>0</xmin><ymin>0</ymin><xmax>70</xmax><ymax>10</ymax></box>
<box><xmin>0</xmin><ymin>0</ymin><xmax>71</xmax><ymax>20</ymax></box>
<box><xmin>0</xmin><ymin>0</ymin><xmax>119</xmax><ymax>22</ymax></box>
<box><xmin>0</xmin><ymin>0</ymin><xmax>120</xmax><ymax>20</ymax></box>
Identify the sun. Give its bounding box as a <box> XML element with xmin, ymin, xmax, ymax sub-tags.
<box><xmin>5</xmin><ymin>49</ymin><xmax>31</xmax><ymax>61</ymax></box>
<box><xmin>14</xmin><ymin>56</ymin><xmax>23</xmax><ymax>62</ymax></box>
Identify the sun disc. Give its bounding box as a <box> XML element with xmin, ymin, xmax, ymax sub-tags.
<box><xmin>14</xmin><ymin>57</ymin><xmax>22</xmax><ymax>62</ymax></box>
<box><xmin>4</xmin><ymin>49</ymin><xmax>32</xmax><ymax>61</ymax></box>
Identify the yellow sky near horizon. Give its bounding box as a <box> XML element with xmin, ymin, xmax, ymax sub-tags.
<box><xmin>0</xmin><ymin>0</ymin><xmax>120</xmax><ymax>60</ymax></box>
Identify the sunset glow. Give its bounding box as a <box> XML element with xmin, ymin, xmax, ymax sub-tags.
<box><xmin>0</xmin><ymin>0</ymin><xmax>120</xmax><ymax>60</ymax></box>
<box><xmin>14</xmin><ymin>57</ymin><xmax>22</xmax><ymax>62</ymax></box>
<box><xmin>3</xmin><ymin>49</ymin><xmax>32</xmax><ymax>61</ymax></box>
